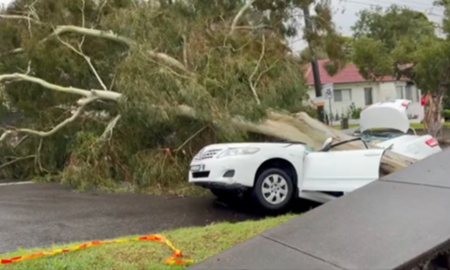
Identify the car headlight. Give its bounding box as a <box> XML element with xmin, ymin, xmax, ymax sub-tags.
<box><xmin>217</xmin><ymin>147</ymin><xmax>260</xmax><ymax>158</ymax></box>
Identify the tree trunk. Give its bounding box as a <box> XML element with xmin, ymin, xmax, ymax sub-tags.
<box><xmin>0</xmin><ymin>72</ymin><xmax>419</xmax><ymax>178</ymax></box>
<box><xmin>424</xmin><ymin>93</ymin><xmax>444</xmax><ymax>138</ymax></box>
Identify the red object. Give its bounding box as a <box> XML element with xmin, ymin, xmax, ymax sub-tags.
<box><xmin>425</xmin><ymin>138</ymin><xmax>438</xmax><ymax>147</ymax></box>
<box><xmin>401</xmin><ymin>102</ymin><xmax>409</xmax><ymax>108</ymax></box>
<box><xmin>421</xmin><ymin>94</ymin><xmax>430</xmax><ymax>106</ymax></box>
<box><xmin>305</xmin><ymin>60</ymin><xmax>407</xmax><ymax>85</ymax></box>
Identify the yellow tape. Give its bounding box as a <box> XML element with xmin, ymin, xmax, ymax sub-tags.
<box><xmin>1</xmin><ymin>234</ymin><xmax>193</xmax><ymax>265</ymax></box>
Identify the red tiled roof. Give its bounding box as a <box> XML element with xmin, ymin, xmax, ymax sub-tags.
<box><xmin>305</xmin><ymin>59</ymin><xmax>401</xmax><ymax>85</ymax></box>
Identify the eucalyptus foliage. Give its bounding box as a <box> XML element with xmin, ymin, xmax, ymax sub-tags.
<box><xmin>0</xmin><ymin>0</ymin><xmax>315</xmax><ymax>192</ymax></box>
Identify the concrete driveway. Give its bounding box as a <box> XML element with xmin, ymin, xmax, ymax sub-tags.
<box><xmin>0</xmin><ymin>182</ymin><xmax>260</xmax><ymax>254</ymax></box>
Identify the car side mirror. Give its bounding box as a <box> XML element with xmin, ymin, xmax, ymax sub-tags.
<box><xmin>320</xmin><ymin>137</ymin><xmax>333</xmax><ymax>152</ymax></box>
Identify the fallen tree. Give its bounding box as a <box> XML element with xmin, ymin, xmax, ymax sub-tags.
<box><xmin>0</xmin><ymin>72</ymin><xmax>417</xmax><ymax>176</ymax></box>
<box><xmin>0</xmin><ymin>0</ymin><xmax>416</xmax><ymax>191</ymax></box>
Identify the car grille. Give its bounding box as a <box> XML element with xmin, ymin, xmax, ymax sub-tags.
<box><xmin>194</xmin><ymin>149</ymin><xmax>222</xmax><ymax>160</ymax></box>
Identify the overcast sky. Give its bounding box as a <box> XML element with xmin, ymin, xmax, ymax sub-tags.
<box><xmin>0</xmin><ymin>0</ymin><xmax>443</xmax><ymax>52</ymax></box>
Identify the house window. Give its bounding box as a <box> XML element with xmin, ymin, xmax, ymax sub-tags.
<box><xmin>404</xmin><ymin>84</ymin><xmax>420</xmax><ymax>102</ymax></box>
<box><xmin>334</xmin><ymin>89</ymin><xmax>352</xmax><ymax>102</ymax></box>
<box><xmin>405</xmin><ymin>85</ymin><xmax>415</xmax><ymax>102</ymax></box>
<box><xmin>364</xmin><ymin>87</ymin><xmax>373</xmax><ymax>105</ymax></box>
<box><xmin>396</xmin><ymin>86</ymin><xmax>404</xmax><ymax>99</ymax></box>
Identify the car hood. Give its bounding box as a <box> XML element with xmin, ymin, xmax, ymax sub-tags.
<box><xmin>360</xmin><ymin>99</ymin><xmax>411</xmax><ymax>133</ymax></box>
<box><xmin>201</xmin><ymin>142</ymin><xmax>292</xmax><ymax>150</ymax></box>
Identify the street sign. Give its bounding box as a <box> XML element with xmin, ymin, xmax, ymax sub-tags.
<box><xmin>322</xmin><ymin>83</ymin><xmax>334</xmax><ymax>99</ymax></box>
<box><xmin>322</xmin><ymin>83</ymin><xmax>334</xmax><ymax>125</ymax></box>
<box><xmin>312</xmin><ymin>96</ymin><xmax>325</xmax><ymax>107</ymax></box>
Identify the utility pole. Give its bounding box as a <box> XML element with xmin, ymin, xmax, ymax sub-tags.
<box><xmin>302</xmin><ymin>4</ymin><xmax>325</xmax><ymax>123</ymax></box>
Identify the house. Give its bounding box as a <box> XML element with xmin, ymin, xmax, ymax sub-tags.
<box><xmin>305</xmin><ymin>60</ymin><xmax>424</xmax><ymax>123</ymax></box>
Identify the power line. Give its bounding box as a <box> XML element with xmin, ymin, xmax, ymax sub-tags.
<box><xmin>397</xmin><ymin>0</ymin><xmax>441</xmax><ymax>8</ymax></box>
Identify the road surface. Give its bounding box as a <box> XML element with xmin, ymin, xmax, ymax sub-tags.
<box><xmin>0</xmin><ymin>183</ymin><xmax>267</xmax><ymax>254</ymax></box>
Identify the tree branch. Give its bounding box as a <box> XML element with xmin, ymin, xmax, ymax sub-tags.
<box><xmin>1</xmin><ymin>2</ymin><xmax>189</xmax><ymax>74</ymax></box>
<box><xmin>229</xmin><ymin>0</ymin><xmax>256</xmax><ymax>36</ymax></box>
<box><xmin>0</xmin><ymin>96</ymin><xmax>98</xmax><ymax>142</ymax></box>
<box><xmin>0</xmin><ymin>14</ymin><xmax>41</xmax><ymax>24</ymax></box>
<box><xmin>175</xmin><ymin>126</ymin><xmax>207</xmax><ymax>152</ymax></box>
<box><xmin>233</xmin><ymin>24</ymin><xmax>268</xmax><ymax>30</ymax></box>
<box><xmin>0</xmin><ymin>73</ymin><xmax>122</xmax><ymax>102</ymax></box>
<box><xmin>0</xmin><ymin>72</ymin><xmax>124</xmax><ymax>141</ymax></box>
<box><xmin>5</xmin><ymin>24</ymin><xmax>189</xmax><ymax>74</ymax></box>
<box><xmin>248</xmin><ymin>35</ymin><xmax>265</xmax><ymax>105</ymax></box>
<box><xmin>45</xmin><ymin>25</ymin><xmax>134</xmax><ymax>46</ymax></box>
<box><xmin>56</xmin><ymin>34</ymin><xmax>109</xmax><ymax>90</ymax></box>
<box><xmin>182</xmin><ymin>34</ymin><xmax>188</xmax><ymax>67</ymax></box>
<box><xmin>98</xmin><ymin>114</ymin><xmax>121</xmax><ymax>141</ymax></box>
<box><xmin>0</xmin><ymin>155</ymin><xmax>36</xmax><ymax>170</ymax></box>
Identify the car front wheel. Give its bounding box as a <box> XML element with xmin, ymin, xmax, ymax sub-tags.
<box><xmin>252</xmin><ymin>168</ymin><xmax>295</xmax><ymax>213</ymax></box>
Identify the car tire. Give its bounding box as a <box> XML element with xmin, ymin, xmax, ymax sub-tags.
<box><xmin>252</xmin><ymin>168</ymin><xmax>295</xmax><ymax>213</ymax></box>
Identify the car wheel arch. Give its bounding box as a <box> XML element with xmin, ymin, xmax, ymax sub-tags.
<box><xmin>254</xmin><ymin>158</ymin><xmax>298</xmax><ymax>188</ymax></box>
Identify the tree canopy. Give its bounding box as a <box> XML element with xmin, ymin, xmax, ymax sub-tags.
<box><xmin>0</xmin><ymin>0</ymin><xmax>316</xmax><ymax>192</ymax></box>
<box><xmin>351</xmin><ymin>2</ymin><xmax>449</xmax><ymax>136</ymax></box>
<box><xmin>0</xmin><ymin>0</ymin><xmax>417</xmax><ymax>193</ymax></box>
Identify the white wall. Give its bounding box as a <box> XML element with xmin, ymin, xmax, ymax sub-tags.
<box><xmin>377</xmin><ymin>82</ymin><xmax>397</xmax><ymax>101</ymax></box>
<box><xmin>307</xmin><ymin>82</ymin><xmax>380</xmax><ymax>117</ymax></box>
<box><xmin>307</xmin><ymin>81</ymin><xmax>425</xmax><ymax>123</ymax></box>
<box><xmin>380</xmin><ymin>82</ymin><xmax>424</xmax><ymax>123</ymax></box>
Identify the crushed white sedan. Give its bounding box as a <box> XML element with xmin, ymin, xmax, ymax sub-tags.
<box><xmin>188</xmin><ymin>99</ymin><xmax>442</xmax><ymax>213</ymax></box>
<box><xmin>189</xmin><ymin>137</ymin><xmax>385</xmax><ymax>213</ymax></box>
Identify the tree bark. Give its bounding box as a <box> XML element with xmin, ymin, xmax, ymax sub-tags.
<box><xmin>425</xmin><ymin>93</ymin><xmax>444</xmax><ymax>138</ymax></box>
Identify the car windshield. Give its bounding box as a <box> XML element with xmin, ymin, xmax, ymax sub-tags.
<box><xmin>360</xmin><ymin>129</ymin><xmax>406</xmax><ymax>142</ymax></box>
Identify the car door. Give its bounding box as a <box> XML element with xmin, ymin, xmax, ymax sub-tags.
<box><xmin>302</xmin><ymin>149</ymin><xmax>385</xmax><ymax>193</ymax></box>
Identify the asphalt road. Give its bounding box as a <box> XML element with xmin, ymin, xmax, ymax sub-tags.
<box><xmin>0</xmin><ymin>183</ymin><xmax>268</xmax><ymax>254</ymax></box>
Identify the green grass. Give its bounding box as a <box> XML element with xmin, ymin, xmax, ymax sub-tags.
<box><xmin>0</xmin><ymin>214</ymin><xmax>297</xmax><ymax>270</ymax></box>
<box><xmin>332</xmin><ymin>122</ymin><xmax>450</xmax><ymax>130</ymax></box>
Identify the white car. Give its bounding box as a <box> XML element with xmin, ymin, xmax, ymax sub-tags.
<box><xmin>188</xmin><ymin>99</ymin><xmax>442</xmax><ymax>213</ymax></box>
<box><xmin>347</xmin><ymin>99</ymin><xmax>441</xmax><ymax>160</ymax></box>
<box><xmin>189</xmin><ymin>137</ymin><xmax>385</xmax><ymax>213</ymax></box>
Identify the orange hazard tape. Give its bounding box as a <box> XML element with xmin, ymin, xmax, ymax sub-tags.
<box><xmin>0</xmin><ymin>234</ymin><xmax>194</xmax><ymax>265</ymax></box>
